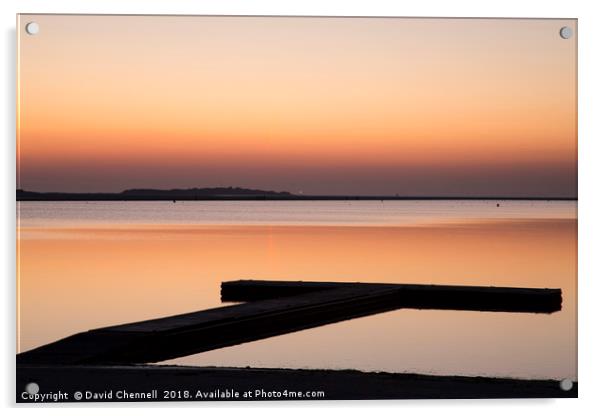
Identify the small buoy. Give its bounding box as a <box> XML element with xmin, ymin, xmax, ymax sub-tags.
<box><xmin>496</xmin><ymin>203</ymin><xmax>500</xmax><ymax>207</ymax></box>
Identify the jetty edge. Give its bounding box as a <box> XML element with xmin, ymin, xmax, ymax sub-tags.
<box><xmin>17</xmin><ymin>365</ymin><xmax>577</xmax><ymax>401</ymax></box>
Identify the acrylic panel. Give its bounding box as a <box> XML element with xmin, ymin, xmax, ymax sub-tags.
<box><xmin>16</xmin><ymin>15</ymin><xmax>577</xmax><ymax>402</ymax></box>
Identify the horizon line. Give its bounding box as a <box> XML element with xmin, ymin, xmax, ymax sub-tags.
<box><xmin>16</xmin><ymin>188</ymin><xmax>577</xmax><ymax>201</ymax></box>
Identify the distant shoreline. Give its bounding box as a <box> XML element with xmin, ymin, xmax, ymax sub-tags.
<box><xmin>16</xmin><ymin>194</ymin><xmax>577</xmax><ymax>202</ymax></box>
<box><xmin>16</xmin><ymin>195</ymin><xmax>577</xmax><ymax>202</ymax></box>
<box><xmin>16</xmin><ymin>188</ymin><xmax>577</xmax><ymax>202</ymax></box>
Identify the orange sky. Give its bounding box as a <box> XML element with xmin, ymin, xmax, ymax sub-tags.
<box><xmin>17</xmin><ymin>15</ymin><xmax>577</xmax><ymax>196</ymax></box>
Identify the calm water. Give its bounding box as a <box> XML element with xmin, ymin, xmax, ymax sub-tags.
<box><xmin>18</xmin><ymin>200</ymin><xmax>575</xmax><ymax>227</ymax></box>
<box><xmin>17</xmin><ymin>200</ymin><xmax>577</xmax><ymax>380</ymax></box>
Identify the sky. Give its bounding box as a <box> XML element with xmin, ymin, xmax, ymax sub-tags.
<box><xmin>17</xmin><ymin>15</ymin><xmax>577</xmax><ymax>197</ymax></box>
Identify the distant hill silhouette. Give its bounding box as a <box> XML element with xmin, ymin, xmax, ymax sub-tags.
<box><xmin>120</xmin><ymin>187</ymin><xmax>292</xmax><ymax>197</ymax></box>
<box><xmin>17</xmin><ymin>187</ymin><xmax>294</xmax><ymax>201</ymax></box>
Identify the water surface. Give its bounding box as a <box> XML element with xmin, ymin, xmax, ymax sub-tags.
<box><xmin>17</xmin><ymin>200</ymin><xmax>577</xmax><ymax>380</ymax></box>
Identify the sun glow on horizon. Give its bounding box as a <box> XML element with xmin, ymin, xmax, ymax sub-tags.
<box><xmin>17</xmin><ymin>15</ymin><xmax>577</xmax><ymax>197</ymax></box>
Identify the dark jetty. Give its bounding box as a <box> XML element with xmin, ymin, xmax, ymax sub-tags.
<box><xmin>17</xmin><ymin>280</ymin><xmax>574</xmax><ymax>401</ymax></box>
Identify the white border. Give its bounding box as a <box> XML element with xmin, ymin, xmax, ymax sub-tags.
<box><xmin>2</xmin><ymin>1</ymin><xmax>601</xmax><ymax>415</ymax></box>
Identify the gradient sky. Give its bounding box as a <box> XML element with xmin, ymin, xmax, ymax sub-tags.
<box><xmin>17</xmin><ymin>15</ymin><xmax>577</xmax><ymax>197</ymax></box>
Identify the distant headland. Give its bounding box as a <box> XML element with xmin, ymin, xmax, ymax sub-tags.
<box><xmin>16</xmin><ymin>187</ymin><xmax>576</xmax><ymax>201</ymax></box>
<box><xmin>17</xmin><ymin>187</ymin><xmax>292</xmax><ymax>201</ymax></box>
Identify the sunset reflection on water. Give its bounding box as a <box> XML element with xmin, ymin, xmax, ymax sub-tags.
<box><xmin>17</xmin><ymin>201</ymin><xmax>576</xmax><ymax>380</ymax></box>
